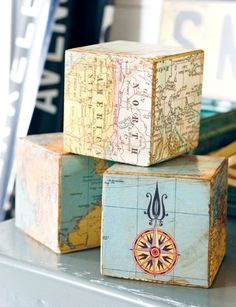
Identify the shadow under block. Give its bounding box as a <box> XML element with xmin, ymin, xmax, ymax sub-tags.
<box><xmin>64</xmin><ymin>40</ymin><xmax>204</xmax><ymax>166</ymax></box>
<box><xmin>15</xmin><ymin>133</ymin><xmax>112</xmax><ymax>254</ymax></box>
<box><xmin>101</xmin><ymin>155</ymin><xmax>228</xmax><ymax>288</ymax></box>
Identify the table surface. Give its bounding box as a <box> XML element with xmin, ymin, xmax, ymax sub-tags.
<box><xmin>0</xmin><ymin>219</ymin><xmax>235</xmax><ymax>307</ymax></box>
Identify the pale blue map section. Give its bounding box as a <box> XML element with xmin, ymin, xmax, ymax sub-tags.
<box><xmin>61</xmin><ymin>156</ymin><xmax>101</xmax><ymax>220</ymax></box>
<box><xmin>102</xmin><ymin>167</ymin><xmax>210</xmax><ymax>287</ymax></box>
<box><xmin>60</xmin><ymin>155</ymin><xmax>112</xmax><ymax>247</ymax></box>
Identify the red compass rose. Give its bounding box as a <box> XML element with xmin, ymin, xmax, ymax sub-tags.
<box><xmin>133</xmin><ymin>228</ymin><xmax>178</xmax><ymax>275</ymax></box>
<box><xmin>132</xmin><ymin>182</ymin><xmax>178</xmax><ymax>276</ymax></box>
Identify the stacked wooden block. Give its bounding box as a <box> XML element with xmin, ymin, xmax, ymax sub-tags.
<box><xmin>16</xmin><ymin>41</ymin><xmax>227</xmax><ymax>288</ymax></box>
<box><xmin>15</xmin><ymin>133</ymin><xmax>112</xmax><ymax>253</ymax></box>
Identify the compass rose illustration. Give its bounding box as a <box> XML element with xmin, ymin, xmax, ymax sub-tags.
<box><xmin>132</xmin><ymin>182</ymin><xmax>178</xmax><ymax>276</ymax></box>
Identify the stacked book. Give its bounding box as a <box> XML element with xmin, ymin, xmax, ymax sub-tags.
<box><xmin>15</xmin><ymin>41</ymin><xmax>227</xmax><ymax>288</ymax></box>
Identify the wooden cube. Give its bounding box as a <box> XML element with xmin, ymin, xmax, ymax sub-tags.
<box><xmin>101</xmin><ymin>155</ymin><xmax>228</xmax><ymax>287</ymax></box>
<box><xmin>64</xmin><ymin>41</ymin><xmax>204</xmax><ymax>166</ymax></box>
<box><xmin>15</xmin><ymin>133</ymin><xmax>111</xmax><ymax>253</ymax></box>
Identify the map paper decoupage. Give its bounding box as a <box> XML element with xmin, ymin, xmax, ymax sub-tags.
<box><xmin>101</xmin><ymin>155</ymin><xmax>227</xmax><ymax>287</ymax></box>
<box><xmin>64</xmin><ymin>41</ymin><xmax>204</xmax><ymax>166</ymax></box>
<box><xmin>15</xmin><ymin>133</ymin><xmax>112</xmax><ymax>253</ymax></box>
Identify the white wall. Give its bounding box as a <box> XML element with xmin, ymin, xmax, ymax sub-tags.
<box><xmin>110</xmin><ymin>0</ymin><xmax>163</xmax><ymax>43</ymax></box>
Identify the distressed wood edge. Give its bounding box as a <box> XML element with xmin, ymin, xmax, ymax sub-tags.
<box><xmin>100</xmin><ymin>184</ymin><xmax>107</xmax><ymax>275</ymax></box>
<box><xmin>100</xmin><ymin>227</ymin><xmax>104</xmax><ymax>276</ymax></box>
<box><xmin>65</xmin><ymin>47</ymin><xmax>204</xmax><ymax>64</ymax></box>
<box><xmin>57</xmin><ymin>155</ymin><xmax>62</xmax><ymax>253</ymax></box>
<box><xmin>153</xmin><ymin>49</ymin><xmax>204</xmax><ymax>63</ymax></box>
<box><xmin>208</xmin><ymin>178</ymin><xmax>214</xmax><ymax>288</ymax></box>
<box><xmin>150</xmin><ymin>148</ymin><xmax>200</xmax><ymax>166</ymax></box>
<box><xmin>104</xmin><ymin>155</ymin><xmax>227</xmax><ymax>180</ymax></box>
<box><xmin>208</xmin><ymin>159</ymin><xmax>228</xmax><ymax>287</ymax></box>
<box><xmin>103</xmin><ymin>169</ymin><xmax>212</xmax><ymax>181</ymax></box>
<box><xmin>208</xmin><ymin>255</ymin><xmax>226</xmax><ymax>288</ymax></box>
<box><xmin>100</xmin><ymin>270</ymin><xmax>209</xmax><ymax>288</ymax></box>
<box><xmin>149</xmin><ymin>60</ymin><xmax>157</xmax><ymax>165</ymax></box>
<box><xmin>211</xmin><ymin>157</ymin><xmax>228</xmax><ymax>180</ymax></box>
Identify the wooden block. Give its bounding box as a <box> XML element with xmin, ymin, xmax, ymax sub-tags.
<box><xmin>64</xmin><ymin>41</ymin><xmax>204</xmax><ymax>166</ymax></box>
<box><xmin>101</xmin><ymin>155</ymin><xmax>228</xmax><ymax>287</ymax></box>
<box><xmin>15</xmin><ymin>133</ymin><xmax>112</xmax><ymax>253</ymax></box>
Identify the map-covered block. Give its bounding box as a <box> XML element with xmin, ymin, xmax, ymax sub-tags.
<box><xmin>15</xmin><ymin>133</ymin><xmax>111</xmax><ymax>253</ymax></box>
<box><xmin>64</xmin><ymin>41</ymin><xmax>204</xmax><ymax>166</ymax></box>
<box><xmin>101</xmin><ymin>155</ymin><xmax>227</xmax><ymax>287</ymax></box>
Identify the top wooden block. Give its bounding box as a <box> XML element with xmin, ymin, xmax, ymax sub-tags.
<box><xmin>64</xmin><ymin>41</ymin><xmax>204</xmax><ymax>166</ymax></box>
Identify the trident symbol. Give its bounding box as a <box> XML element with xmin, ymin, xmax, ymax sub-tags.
<box><xmin>144</xmin><ymin>182</ymin><xmax>168</xmax><ymax>227</ymax></box>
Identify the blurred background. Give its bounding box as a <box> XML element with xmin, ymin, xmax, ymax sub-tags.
<box><xmin>0</xmin><ymin>0</ymin><xmax>236</xmax><ymax>221</ymax></box>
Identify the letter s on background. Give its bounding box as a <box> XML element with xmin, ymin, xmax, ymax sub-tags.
<box><xmin>174</xmin><ymin>11</ymin><xmax>202</xmax><ymax>49</ymax></box>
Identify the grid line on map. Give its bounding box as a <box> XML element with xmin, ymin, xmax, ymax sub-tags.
<box><xmin>135</xmin><ymin>176</ymin><xmax>139</xmax><ymax>277</ymax></box>
<box><xmin>173</xmin><ymin>178</ymin><xmax>177</xmax><ymax>279</ymax></box>
<box><xmin>103</xmin><ymin>205</ymin><xmax>208</xmax><ymax>217</ymax></box>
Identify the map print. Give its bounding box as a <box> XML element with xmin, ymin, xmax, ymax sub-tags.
<box><xmin>151</xmin><ymin>54</ymin><xmax>204</xmax><ymax>163</ymax></box>
<box><xmin>59</xmin><ymin>157</ymin><xmax>111</xmax><ymax>253</ymax></box>
<box><xmin>64</xmin><ymin>41</ymin><xmax>204</xmax><ymax>166</ymax></box>
<box><xmin>15</xmin><ymin>133</ymin><xmax>112</xmax><ymax>253</ymax></box>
